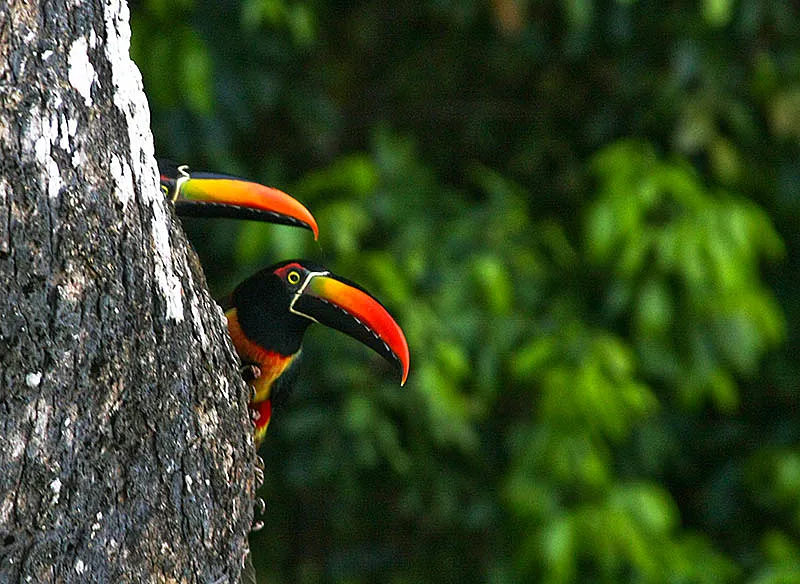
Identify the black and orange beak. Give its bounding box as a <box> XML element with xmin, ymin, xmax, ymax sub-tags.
<box><xmin>290</xmin><ymin>270</ymin><xmax>410</xmax><ymax>385</ymax></box>
<box><xmin>159</xmin><ymin>161</ymin><xmax>319</xmax><ymax>239</ymax></box>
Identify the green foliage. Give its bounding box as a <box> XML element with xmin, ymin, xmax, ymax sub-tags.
<box><xmin>131</xmin><ymin>0</ymin><xmax>800</xmax><ymax>582</ymax></box>
<box><xmin>587</xmin><ymin>141</ymin><xmax>785</xmax><ymax>409</ymax></box>
<box><xmin>131</xmin><ymin>0</ymin><xmax>214</xmax><ymax>114</ymax></box>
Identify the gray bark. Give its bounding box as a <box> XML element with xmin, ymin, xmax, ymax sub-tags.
<box><xmin>0</xmin><ymin>1</ymin><xmax>257</xmax><ymax>582</ymax></box>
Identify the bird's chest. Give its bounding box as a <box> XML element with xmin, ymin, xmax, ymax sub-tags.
<box><xmin>226</xmin><ymin>308</ymin><xmax>297</xmax><ymax>402</ymax></box>
<box><xmin>248</xmin><ymin>354</ymin><xmax>295</xmax><ymax>402</ymax></box>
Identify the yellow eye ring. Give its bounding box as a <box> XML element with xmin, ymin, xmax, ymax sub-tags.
<box><xmin>160</xmin><ymin>185</ymin><xmax>169</xmax><ymax>196</ymax></box>
<box><xmin>287</xmin><ymin>271</ymin><xmax>301</xmax><ymax>285</ymax></box>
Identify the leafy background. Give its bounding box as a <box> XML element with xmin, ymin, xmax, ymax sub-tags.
<box><xmin>130</xmin><ymin>0</ymin><xmax>800</xmax><ymax>581</ymax></box>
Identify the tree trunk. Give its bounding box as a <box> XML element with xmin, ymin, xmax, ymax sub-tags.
<box><xmin>0</xmin><ymin>1</ymin><xmax>257</xmax><ymax>582</ymax></box>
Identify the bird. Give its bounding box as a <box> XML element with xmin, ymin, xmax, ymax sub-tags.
<box><xmin>223</xmin><ymin>259</ymin><xmax>410</xmax><ymax>447</ymax></box>
<box><xmin>158</xmin><ymin>159</ymin><xmax>319</xmax><ymax>239</ymax></box>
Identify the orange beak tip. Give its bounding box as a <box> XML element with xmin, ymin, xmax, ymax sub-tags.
<box><xmin>398</xmin><ymin>343</ymin><xmax>410</xmax><ymax>386</ymax></box>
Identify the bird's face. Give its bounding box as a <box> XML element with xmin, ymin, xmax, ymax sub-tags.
<box><xmin>234</xmin><ymin>260</ymin><xmax>410</xmax><ymax>385</ymax></box>
<box><xmin>157</xmin><ymin>160</ymin><xmax>189</xmax><ymax>201</ymax></box>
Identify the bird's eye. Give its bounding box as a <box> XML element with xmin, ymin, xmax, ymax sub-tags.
<box><xmin>287</xmin><ymin>270</ymin><xmax>301</xmax><ymax>285</ymax></box>
<box><xmin>160</xmin><ymin>185</ymin><xmax>169</xmax><ymax>196</ymax></box>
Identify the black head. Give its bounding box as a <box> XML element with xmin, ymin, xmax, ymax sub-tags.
<box><xmin>231</xmin><ymin>261</ymin><xmax>325</xmax><ymax>356</ymax></box>
<box><xmin>230</xmin><ymin>259</ymin><xmax>410</xmax><ymax>384</ymax></box>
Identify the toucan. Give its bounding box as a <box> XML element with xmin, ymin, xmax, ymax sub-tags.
<box><xmin>158</xmin><ymin>160</ymin><xmax>319</xmax><ymax>239</ymax></box>
<box><xmin>224</xmin><ymin>260</ymin><xmax>410</xmax><ymax>447</ymax></box>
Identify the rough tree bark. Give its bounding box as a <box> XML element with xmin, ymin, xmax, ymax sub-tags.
<box><xmin>0</xmin><ymin>1</ymin><xmax>257</xmax><ymax>582</ymax></box>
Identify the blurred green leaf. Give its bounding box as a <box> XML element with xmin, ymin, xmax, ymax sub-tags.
<box><xmin>511</xmin><ymin>337</ymin><xmax>556</xmax><ymax>380</ymax></box>
<box><xmin>703</xmin><ymin>0</ymin><xmax>734</xmax><ymax>27</ymax></box>
<box><xmin>131</xmin><ymin>1</ymin><xmax>797</xmax><ymax>580</ymax></box>
<box><xmin>179</xmin><ymin>30</ymin><xmax>214</xmax><ymax>114</ymax></box>
<box><xmin>295</xmin><ymin>154</ymin><xmax>379</xmax><ymax>200</ymax></box>
<box><xmin>472</xmin><ymin>254</ymin><xmax>513</xmax><ymax>316</ymax></box>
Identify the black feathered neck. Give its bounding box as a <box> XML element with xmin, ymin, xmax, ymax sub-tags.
<box><xmin>231</xmin><ymin>264</ymin><xmax>314</xmax><ymax>357</ymax></box>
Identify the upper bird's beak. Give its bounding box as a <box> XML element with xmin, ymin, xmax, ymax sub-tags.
<box><xmin>290</xmin><ymin>271</ymin><xmax>410</xmax><ymax>385</ymax></box>
<box><xmin>160</xmin><ymin>163</ymin><xmax>319</xmax><ymax>240</ymax></box>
